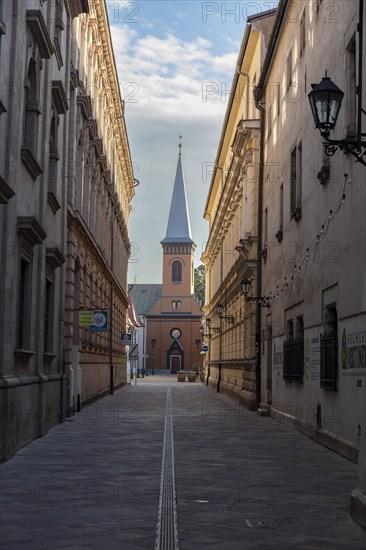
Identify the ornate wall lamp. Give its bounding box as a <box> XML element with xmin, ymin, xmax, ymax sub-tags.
<box><xmin>308</xmin><ymin>2</ymin><xmax>366</xmax><ymax>167</ymax></box>
<box><xmin>215</xmin><ymin>304</ymin><xmax>235</xmax><ymax>324</ymax></box>
<box><xmin>206</xmin><ymin>317</ymin><xmax>220</xmax><ymax>333</ymax></box>
<box><xmin>195</xmin><ymin>339</ymin><xmax>201</xmax><ymax>349</ymax></box>
<box><xmin>241</xmin><ymin>278</ymin><xmax>271</xmax><ymax>309</ymax></box>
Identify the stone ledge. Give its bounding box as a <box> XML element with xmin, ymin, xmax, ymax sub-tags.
<box><xmin>271</xmin><ymin>406</ymin><xmax>359</xmax><ymax>463</ymax></box>
<box><xmin>0</xmin><ymin>174</ymin><xmax>14</xmax><ymax>203</ymax></box>
<box><xmin>350</xmin><ymin>489</ymin><xmax>366</xmax><ymax>529</ymax></box>
<box><xmin>21</xmin><ymin>148</ymin><xmax>43</xmax><ymax>180</ymax></box>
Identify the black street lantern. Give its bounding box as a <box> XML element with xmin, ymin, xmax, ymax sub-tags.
<box><xmin>308</xmin><ymin>75</ymin><xmax>344</xmax><ymax>136</ymax></box>
<box><xmin>240</xmin><ymin>278</ymin><xmax>271</xmax><ymax>309</ymax></box>
<box><xmin>215</xmin><ymin>303</ymin><xmax>234</xmax><ymax>324</ymax></box>
<box><xmin>241</xmin><ymin>278</ymin><xmax>251</xmax><ymax>296</ymax></box>
<box><xmin>308</xmin><ymin>71</ymin><xmax>366</xmax><ymax>165</ymax></box>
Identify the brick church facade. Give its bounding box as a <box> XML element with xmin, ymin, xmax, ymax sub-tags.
<box><xmin>130</xmin><ymin>143</ymin><xmax>202</xmax><ymax>373</ymax></box>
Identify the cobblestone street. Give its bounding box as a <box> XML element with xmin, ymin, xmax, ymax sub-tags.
<box><xmin>1</xmin><ymin>372</ymin><xmax>365</xmax><ymax>549</ymax></box>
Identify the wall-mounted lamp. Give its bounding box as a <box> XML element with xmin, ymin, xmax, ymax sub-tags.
<box><xmin>151</xmin><ymin>338</ymin><xmax>157</xmax><ymax>349</ymax></box>
<box><xmin>308</xmin><ymin>67</ymin><xmax>366</xmax><ymax>165</ymax></box>
<box><xmin>241</xmin><ymin>278</ymin><xmax>271</xmax><ymax>309</ymax></box>
<box><xmin>195</xmin><ymin>339</ymin><xmax>201</xmax><ymax>349</ymax></box>
<box><xmin>215</xmin><ymin>303</ymin><xmax>235</xmax><ymax>324</ymax></box>
<box><xmin>206</xmin><ymin>317</ymin><xmax>220</xmax><ymax>333</ymax></box>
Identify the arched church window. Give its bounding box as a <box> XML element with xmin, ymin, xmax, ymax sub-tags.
<box><xmin>172</xmin><ymin>260</ymin><xmax>182</xmax><ymax>283</ymax></box>
<box><xmin>176</xmin><ymin>300</ymin><xmax>181</xmax><ymax>310</ymax></box>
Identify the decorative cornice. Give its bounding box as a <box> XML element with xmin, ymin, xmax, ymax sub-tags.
<box><xmin>67</xmin><ymin>0</ymin><xmax>89</xmax><ymax>19</ymax></box>
<box><xmin>0</xmin><ymin>175</ymin><xmax>15</xmax><ymax>203</ymax></box>
<box><xmin>85</xmin><ymin>117</ymin><xmax>98</xmax><ymax>140</ymax></box>
<box><xmin>92</xmin><ymin>137</ymin><xmax>103</xmax><ymax>157</ymax></box>
<box><xmin>46</xmin><ymin>246</ymin><xmax>66</xmax><ymax>269</ymax></box>
<box><xmin>231</xmin><ymin>119</ymin><xmax>260</xmax><ymax>156</ymax></box>
<box><xmin>26</xmin><ymin>10</ymin><xmax>53</xmax><ymax>59</ymax></box>
<box><xmin>21</xmin><ymin>148</ymin><xmax>43</xmax><ymax>180</ymax></box>
<box><xmin>17</xmin><ymin>216</ymin><xmax>47</xmax><ymax>246</ymax></box>
<box><xmin>0</xmin><ymin>97</ymin><xmax>6</xmax><ymax>115</ymax></box>
<box><xmin>52</xmin><ymin>81</ymin><xmax>68</xmax><ymax>114</ymax></box>
<box><xmin>77</xmin><ymin>93</ymin><xmax>92</xmax><ymax>119</ymax></box>
<box><xmin>47</xmin><ymin>191</ymin><xmax>61</xmax><ymax>213</ymax></box>
<box><xmin>70</xmin><ymin>68</ymin><xmax>80</xmax><ymax>91</ymax></box>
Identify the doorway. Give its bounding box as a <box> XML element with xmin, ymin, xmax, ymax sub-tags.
<box><xmin>170</xmin><ymin>355</ymin><xmax>181</xmax><ymax>373</ymax></box>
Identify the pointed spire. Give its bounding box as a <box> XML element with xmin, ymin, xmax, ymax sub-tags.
<box><xmin>161</xmin><ymin>137</ymin><xmax>195</xmax><ymax>245</ymax></box>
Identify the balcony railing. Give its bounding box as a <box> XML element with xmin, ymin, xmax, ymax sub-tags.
<box><xmin>320</xmin><ymin>333</ymin><xmax>338</xmax><ymax>390</ymax></box>
<box><xmin>283</xmin><ymin>338</ymin><xmax>304</xmax><ymax>383</ymax></box>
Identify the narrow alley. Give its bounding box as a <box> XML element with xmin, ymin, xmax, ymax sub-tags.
<box><xmin>1</xmin><ymin>373</ymin><xmax>365</xmax><ymax>550</ymax></box>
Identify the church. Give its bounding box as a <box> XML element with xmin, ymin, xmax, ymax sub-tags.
<box><xmin>130</xmin><ymin>142</ymin><xmax>202</xmax><ymax>373</ymax></box>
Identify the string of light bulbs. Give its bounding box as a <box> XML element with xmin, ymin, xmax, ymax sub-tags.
<box><xmin>267</xmin><ymin>173</ymin><xmax>352</xmax><ymax>303</ymax></box>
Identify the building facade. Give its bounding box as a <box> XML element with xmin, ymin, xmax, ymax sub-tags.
<box><xmin>255</xmin><ymin>0</ymin><xmax>366</xmax><ymax>528</ymax></box>
<box><xmin>0</xmin><ymin>0</ymin><xmax>134</xmax><ymax>461</ymax></box>
<box><xmin>63</xmin><ymin>0</ymin><xmax>134</xmax><ymax>413</ymax></box>
<box><xmin>202</xmin><ymin>10</ymin><xmax>275</xmax><ymax>408</ymax></box>
<box><xmin>131</xmin><ymin>144</ymin><xmax>202</xmax><ymax>375</ymax></box>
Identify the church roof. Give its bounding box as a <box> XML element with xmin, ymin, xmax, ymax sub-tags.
<box><xmin>128</xmin><ymin>284</ymin><xmax>162</xmax><ymax>315</ymax></box>
<box><xmin>161</xmin><ymin>144</ymin><xmax>195</xmax><ymax>245</ymax></box>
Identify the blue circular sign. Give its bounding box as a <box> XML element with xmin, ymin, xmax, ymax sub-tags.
<box><xmin>202</xmin><ymin>345</ymin><xmax>209</xmax><ymax>352</ymax></box>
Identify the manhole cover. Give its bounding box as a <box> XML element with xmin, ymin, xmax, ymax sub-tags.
<box><xmin>245</xmin><ymin>517</ymin><xmax>303</xmax><ymax>528</ymax></box>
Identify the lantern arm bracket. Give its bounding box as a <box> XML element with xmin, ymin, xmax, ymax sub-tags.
<box><xmin>245</xmin><ymin>295</ymin><xmax>271</xmax><ymax>309</ymax></box>
<box><xmin>321</xmin><ymin>133</ymin><xmax>366</xmax><ymax>166</ymax></box>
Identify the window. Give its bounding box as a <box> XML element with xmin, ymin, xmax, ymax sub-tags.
<box><xmin>24</xmin><ymin>58</ymin><xmax>40</xmax><ymax>154</ymax></box>
<box><xmin>297</xmin><ymin>141</ymin><xmax>302</xmax><ymax>208</ymax></box>
<box><xmin>300</xmin><ymin>9</ymin><xmax>306</xmax><ymax>58</ymax></box>
<box><xmin>283</xmin><ymin>317</ymin><xmax>304</xmax><ymax>383</ymax></box>
<box><xmin>346</xmin><ymin>35</ymin><xmax>356</xmax><ymax>137</ymax></box>
<box><xmin>171</xmin><ymin>300</ymin><xmax>181</xmax><ymax>311</ymax></box>
<box><xmin>320</xmin><ymin>306</ymin><xmax>338</xmax><ymax>390</ymax></box>
<box><xmin>286</xmin><ymin>49</ymin><xmax>292</xmax><ymax>91</ymax></box>
<box><xmin>290</xmin><ymin>147</ymin><xmax>296</xmax><ymax>213</ymax></box>
<box><xmin>316</xmin><ymin>0</ymin><xmax>323</xmax><ymax>14</ymax></box>
<box><xmin>54</xmin><ymin>0</ymin><xmax>65</xmax><ymax>68</ymax></box>
<box><xmin>17</xmin><ymin>259</ymin><xmax>30</xmax><ymax>349</ymax></box>
<box><xmin>48</xmin><ymin>104</ymin><xmax>60</xmax><ymax>212</ymax></box>
<box><xmin>44</xmin><ymin>279</ymin><xmax>54</xmax><ymax>352</ymax></box>
<box><xmin>276</xmin><ymin>184</ymin><xmax>284</xmax><ymax>242</ymax></box>
<box><xmin>290</xmin><ymin>142</ymin><xmax>302</xmax><ymax>221</ymax></box>
<box><xmin>172</xmin><ymin>260</ymin><xmax>182</xmax><ymax>283</ymax></box>
<box><xmin>262</xmin><ymin>207</ymin><xmax>268</xmax><ymax>259</ymax></box>
<box><xmin>268</xmin><ymin>104</ymin><xmax>272</xmax><ymax>137</ymax></box>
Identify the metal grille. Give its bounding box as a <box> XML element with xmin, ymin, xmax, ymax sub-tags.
<box><xmin>283</xmin><ymin>339</ymin><xmax>304</xmax><ymax>383</ymax></box>
<box><xmin>245</xmin><ymin>517</ymin><xmax>303</xmax><ymax>528</ymax></box>
<box><xmin>320</xmin><ymin>333</ymin><xmax>338</xmax><ymax>390</ymax></box>
<box><xmin>155</xmin><ymin>387</ymin><xmax>180</xmax><ymax>550</ymax></box>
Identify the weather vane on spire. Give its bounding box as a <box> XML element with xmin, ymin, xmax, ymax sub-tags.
<box><xmin>178</xmin><ymin>133</ymin><xmax>183</xmax><ymax>154</ymax></box>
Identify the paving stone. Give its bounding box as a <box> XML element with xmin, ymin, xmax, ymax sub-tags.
<box><xmin>0</xmin><ymin>372</ymin><xmax>365</xmax><ymax>549</ymax></box>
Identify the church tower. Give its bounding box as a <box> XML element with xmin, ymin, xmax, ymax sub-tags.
<box><xmin>160</xmin><ymin>139</ymin><xmax>196</xmax><ymax>296</ymax></box>
<box><xmin>144</xmin><ymin>137</ymin><xmax>202</xmax><ymax>373</ymax></box>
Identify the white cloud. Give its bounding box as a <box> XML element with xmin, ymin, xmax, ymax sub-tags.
<box><xmin>109</xmin><ymin>20</ymin><xmax>240</xmax><ymax>282</ymax></box>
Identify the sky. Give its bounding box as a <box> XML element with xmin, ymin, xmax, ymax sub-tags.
<box><xmin>107</xmin><ymin>0</ymin><xmax>278</xmax><ymax>283</ymax></box>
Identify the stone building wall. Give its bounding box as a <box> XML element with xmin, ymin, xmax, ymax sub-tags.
<box><xmin>63</xmin><ymin>0</ymin><xmax>134</xmax><ymax>412</ymax></box>
<box><xmin>0</xmin><ymin>0</ymin><xmax>134</xmax><ymax>460</ymax></box>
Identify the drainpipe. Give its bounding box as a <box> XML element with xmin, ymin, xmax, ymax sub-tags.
<box><xmin>253</xmin><ymin>86</ymin><xmax>265</xmax><ymax>409</ymax></box>
<box><xmin>236</xmin><ymin>67</ymin><xmax>250</xmax><ymax>119</ymax></box>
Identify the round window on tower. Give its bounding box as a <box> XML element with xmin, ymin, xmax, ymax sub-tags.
<box><xmin>171</xmin><ymin>328</ymin><xmax>181</xmax><ymax>339</ymax></box>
